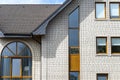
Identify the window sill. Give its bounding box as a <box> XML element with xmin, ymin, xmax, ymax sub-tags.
<box><xmin>96</xmin><ymin>53</ymin><xmax>108</xmax><ymax>56</ymax></box>
<box><xmin>111</xmin><ymin>53</ymin><xmax>120</xmax><ymax>56</ymax></box>
<box><xmin>95</xmin><ymin>19</ymin><xmax>107</xmax><ymax>21</ymax></box>
<box><xmin>110</xmin><ymin>18</ymin><xmax>120</xmax><ymax>21</ymax></box>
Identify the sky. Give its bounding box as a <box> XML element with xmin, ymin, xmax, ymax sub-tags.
<box><xmin>0</xmin><ymin>0</ymin><xmax>66</xmax><ymax>4</ymax></box>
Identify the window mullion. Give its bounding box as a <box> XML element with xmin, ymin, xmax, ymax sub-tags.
<box><xmin>10</xmin><ymin>58</ymin><xmax>12</xmax><ymax>79</ymax></box>
<box><xmin>16</xmin><ymin>42</ymin><xmax>18</xmax><ymax>55</ymax></box>
<box><xmin>119</xmin><ymin>3</ymin><xmax>120</xmax><ymax>18</ymax></box>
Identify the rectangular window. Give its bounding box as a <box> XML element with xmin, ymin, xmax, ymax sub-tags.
<box><xmin>69</xmin><ymin>7</ymin><xmax>80</xmax><ymax>80</ymax></box>
<box><xmin>69</xmin><ymin>29</ymin><xmax>79</xmax><ymax>47</ymax></box>
<box><xmin>110</xmin><ymin>3</ymin><xmax>119</xmax><ymax>18</ymax></box>
<box><xmin>111</xmin><ymin>37</ymin><xmax>120</xmax><ymax>53</ymax></box>
<box><xmin>12</xmin><ymin>59</ymin><xmax>21</xmax><ymax>76</ymax></box>
<box><xmin>97</xmin><ymin>74</ymin><xmax>108</xmax><ymax>80</ymax></box>
<box><xmin>70</xmin><ymin>72</ymin><xmax>79</xmax><ymax>80</ymax></box>
<box><xmin>95</xmin><ymin>2</ymin><xmax>106</xmax><ymax>19</ymax></box>
<box><xmin>96</xmin><ymin>37</ymin><xmax>107</xmax><ymax>54</ymax></box>
<box><xmin>69</xmin><ymin>8</ymin><xmax>79</xmax><ymax>28</ymax></box>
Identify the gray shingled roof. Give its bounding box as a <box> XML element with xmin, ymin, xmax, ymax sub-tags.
<box><xmin>0</xmin><ymin>4</ymin><xmax>60</xmax><ymax>34</ymax></box>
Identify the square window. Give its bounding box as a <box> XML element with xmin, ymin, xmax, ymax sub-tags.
<box><xmin>97</xmin><ymin>74</ymin><xmax>108</xmax><ymax>80</ymax></box>
<box><xmin>69</xmin><ymin>29</ymin><xmax>79</xmax><ymax>47</ymax></box>
<box><xmin>96</xmin><ymin>37</ymin><xmax>107</xmax><ymax>54</ymax></box>
<box><xmin>70</xmin><ymin>72</ymin><xmax>79</xmax><ymax>80</ymax></box>
<box><xmin>95</xmin><ymin>2</ymin><xmax>106</xmax><ymax>19</ymax></box>
<box><xmin>111</xmin><ymin>38</ymin><xmax>120</xmax><ymax>53</ymax></box>
<box><xmin>110</xmin><ymin>3</ymin><xmax>119</xmax><ymax>18</ymax></box>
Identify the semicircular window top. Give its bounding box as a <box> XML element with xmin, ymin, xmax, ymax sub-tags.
<box><xmin>1</xmin><ymin>42</ymin><xmax>32</xmax><ymax>80</ymax></box>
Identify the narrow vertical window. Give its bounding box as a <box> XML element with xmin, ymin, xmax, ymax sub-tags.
<box><xmin>111</xmin><ymin>37</ymin><xmax>120</xmax><ymax>53</ymax></box>
<box><xmin>96</xmin><ymin>37</ymin><xmax>107</xmax><ymax>54</ymax></box>
<box><xmin>69</xmin><ymin>7</ymin><xmax>80</xmax><ymax>80</ymax></box>
<box><xmin>95</xmin><ymin>2</ymin><xmax>106</xmax><ymax>19</ymax></box>
<box><xmin>97</xmin><ymin>74</ymin><xmax>108</xmax><ymax>80</ymax></box>
<box><xmin>110</xmin><ymin>3</ymin><xmax>119</xmax><ymax>18</ymax></box>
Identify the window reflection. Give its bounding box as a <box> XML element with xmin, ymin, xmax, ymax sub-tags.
<box><xmin>69</xmin><ymin>29</ymin><xmax>79</xmax><ymax>46</ymax></box>
<box><xmin>70</xmin><ymin>72</ymin><xmax>79</xmax><ymax>80</ymax></box>
<box><xmin>7</xmin><ymin>42</ymin><xmax>16</xmax><ymax>54</ymax></box>
<box><xmin>12</xmin><ymin>59</ymin><xmax>21</xmax><ymax>76</ymax></box>
<box><xmin>96</xmin><ymin>3</ymin><xmax>105</xmax><ymax>19</ymax></box>
<box><xmin>69</xmin><ymin>8</ymin><xmax>79</xmax><ymax>28</ymax></box>
<box><xmin>97</xmin><ymin>74</ymin><xmax>108</xmax><ymax>80</ymax></box>
<box><xmin>17</xmin><ymin>42</ymin><xmax>26</xmax><ymax>55</ymax></box>
<box><xmin>1</xmin><ymin>58</ymin><xmax>11</xmax><ymax>76</ymax></box>
<box><xmin>110</xmin><ymin>3</ymin><xmax>119</xmax><ymax>18</ymax></box>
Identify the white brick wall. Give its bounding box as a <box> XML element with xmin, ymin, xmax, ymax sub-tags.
<box><xmin>42</xmin><ymin>0</ymin><xmax>120</xmax><ymax>80</ymax></box>
<box><xmin>80</xmin><ymin>0</ymin><xmax>120</xmax><ymax>80</ymax></box>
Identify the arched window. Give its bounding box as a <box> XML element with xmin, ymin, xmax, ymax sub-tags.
<box><xmin>1</xmin><ymin>42</ymin><xmax>32</xmax><ymax>80</ymax></box>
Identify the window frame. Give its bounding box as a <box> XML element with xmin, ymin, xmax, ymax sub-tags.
<box><xmin>95</xmin><ymin>2</ymin><xmax>106</xmax><ymax>19</ymax></box>
<box><xmin>97</xmin><ymin>73</ymin><xmax>108</xmax><ymax>80</ymax></box>
<box><xmin>68</xmin><ymin>6</ymin><xmax>80</xmax><ymax>80</ymax></box>
<box><xmin>111</xmin><ymin>37</ymin><xmax>120</xmax><ymax>54</ymax></box>
<box><xmin>96</xmin><ymin>37</ymin><xmax>107</xmax><ymax>54</ymax></box>
<box><xmin>110</xmin><ymin>2</ymin><xmax>120</xmax><ymax>19</ymax></box>
<box><xmin>0</xmin><ymin>41</ymin><xmax>32</xmax><ymax>79</ymax></box>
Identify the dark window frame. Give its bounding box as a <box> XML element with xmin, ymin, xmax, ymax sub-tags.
<box><xmin>96</xmin><ymin>37</ymin><xmax>107</xmax><ymax>54</ymax></box>
<box><xmin>95</xmin><ymin>2</ymin><xmax>106</xmax><ymax>19</ymax></box>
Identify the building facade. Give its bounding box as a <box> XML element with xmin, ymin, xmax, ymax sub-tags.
<box><xmin>0</xmin><ymin>0</ymin><xmax>120</xmax><ymax>80</ymax></box>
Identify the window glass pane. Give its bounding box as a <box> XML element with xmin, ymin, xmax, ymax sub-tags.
<box><xmin>96</xmin><ymin>3</ymin><xmax>105</xmax><ymax>18</ymax></box>
<box><xmin>22</xmin><ymin>58</ymin><xmax>32</xmax><ymax>76</ymax></box>
<box><xmin>12</xmin><ymin>59</ymin><xmax>21</xmax><ymax>76</ymax></box>
<box><xmin>17</xmin><ymin>42</ymin><xmax>26</xmax><ymax>55</ymax></box>
<box><xmin>112</xmin><ymin>38</ymin><xmax>120</xmax><ymax>46</ymax></box>
<box><xmin>97</xmin><ymin>74</ymin><xmax>108</xmax><ymax>80</ymax></box>
<box><xmin>70</xmin><ymin>72</ymin><xmax>79</xmax><ymax>80</ymax></box>
<box><xmin>1</xmin><ymin>58</ymin><xmax>10</xmax><ymax>76</ymax></box>
<box><xmin>69</xmin><ymin>47</ymin><xmax>79</xmax><ymax>54</ymax></box>
<box><xmin>2</xmin><ymin>47</ymin><xmax>14</xmax><ymax>56</ymax></box>
<box><xmin>110</xmin><ymin>3</ymin><xmax>119</xmax><ymax>18</ymax></box>
<box><xmin>97</xmin><ymin>46</ymin><xmax>106</xmax><ymax>53</ymax></box>
<box><xmin>69</xmin><ymin>29</ymin><xmax>79</xmax><ymax>46</ymax></box>
<box><xmin>7</xmin><ymin>42</ymin><xmax>16</xmax><ymax>55</ymax></box>
<box><xmin>97</xmin><ymin>38</ymin><xmax>106</xmax><ymax>53</ymax></box>
<box><xmin>69</xmin><ymin>8</ymin><xmax>79</xmax><ymax>28</ymax></box>
<box><xmin>112</xmin><ymin>46</ymin><xmax>120</xmax><ymax>53</ymax></box>
<box><xmin>20</xmin><ymin>47</ymin><xmax>32</xmax><ymax>56</ymax></box>
<box><xmin>112</xmin><ymin>38</ymin><xmax>120</xmax><ymax>53</ymax></box>
<box><xmin>97</xmin><ymin>38</ymin><xmax>106</xmax><ymax>46</ymax></box>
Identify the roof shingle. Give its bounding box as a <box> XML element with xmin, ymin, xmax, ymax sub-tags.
<box><xmin>0</xmin><ymin>4</ymin><xmax>60</xmax><ymax>34</ymax></box>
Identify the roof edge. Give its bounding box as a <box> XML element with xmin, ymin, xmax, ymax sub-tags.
<box><xmin>32</xmin><ymin>0</ymin><xmax>72</xmax><ymax>35</ymax></box>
